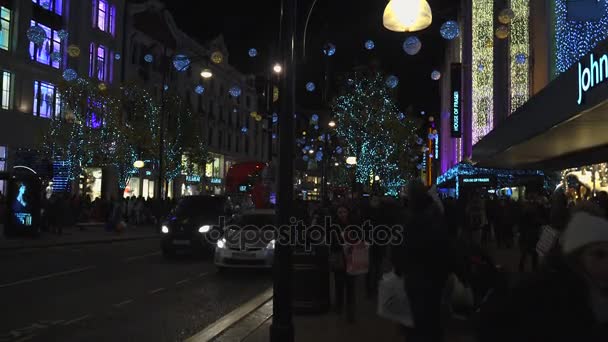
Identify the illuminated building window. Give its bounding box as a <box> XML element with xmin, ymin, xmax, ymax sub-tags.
<box><xmin>93</xmin><ymin>0</ymin><xmax>115</xmax><ymax>34</ymax></box>
<box><xmin>33</xmin><ymin>81</ymin><xmax>62</xmax><ymax>119</ymax></box>
<box><xmin>89</xmin><ymin>43</ymin><xmax>108</xmax><ymax>81</ymax></box>
<box><xmin>471</xmin><ymin>0</ymin><xmax>494</xmax><ymax>144</ymax></box>
<box><xmin>1</xmin><ymin>70</ymin><xmax>12</xmax><ymax>110</ymax></box>
<box><xmin>510</xmin><ymin>0</ymin><xmax>530</xmax><ymax>113</ymax></box>
<box><xmin>555</xmin><ymin>0</ymin><xmax>608</xmax><ymax>75</ymax></box>
<box><xmin>1</xmin><ymin>7</ymin><xmax>11</xmax><ymax>51</ymax></box>
<box><xmin>32</xmin><ymin>0</ymin><xmax>63</xmax><ymax>16</ymax></box>
<box><xmin>29</xmin><ymin>21</ymin><xmax>61</xmax><ymax>69</ymax></box>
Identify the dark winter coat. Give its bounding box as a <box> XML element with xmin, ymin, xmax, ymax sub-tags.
<box><xmin>477</xmin><ymin>259</ymin><xmax>608</xmax><ymax>342</ymax></box>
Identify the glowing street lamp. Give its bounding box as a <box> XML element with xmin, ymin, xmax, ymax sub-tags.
<box><xmin>273</xmin><ymin>63</ymin><xmax>283</xmax><ymax>74</ymax></box>
<box><xmin>200</xmin><ymin>68</ymin><xmax>213</xmax><ymax>79</ymax></box>
<box><xmin>383</xmin><ymin>0</ymin><xmax>432</xmax><ymax>33</ymax></box>
<box><xmin>346</xmin><ymin>156</ymin><xmax>357</xmax><ymax>165</ymax></box>
<box><xmin>133</xmin><ymin>160</ymin><xmax>145</xmax><ymax>169</ymax></box>
<box><xmin>328</xmin><ymin>120</ymin><xmax>336</xmax><ymax>128</ymax></box>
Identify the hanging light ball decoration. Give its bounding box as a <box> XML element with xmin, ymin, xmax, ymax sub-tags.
<box><xmin>385</xmin><ymin>75</ymin><xmax>399</xmax><ymax>89</ymax></box>
<box><xmin>164</xmin><ymin>84</ymin><xmax>169</xmax><ymax>91</ymax></box>
<box><xmin>306</xmin><ymin>82</ymin><xmax>316</xmax><ymax>92</ymax></box>
<box><xmin>495</xmin><ymin>25</ymin><xmax>510</xmax><ymax>39</ymax></box>
<box><xmin>57</xmin><ymin>29</ymin><xmax>69</xmax><ymax>41</ymax></box>
<box><xmin>314</xmin><ymin>125</ymin><xmax>319</xmax><ymax>130</ymax></box>
<box><xmin>241</xmin><ymin>127</ymin><xmax>248</xmax><ymax>134</ymax></box>
<box><xmin>498</xmin><ymin>8</ymin><xmax>515</xmax><ymax>24</ymax></box>
<box><xmin>50</xmin><ymin>52</ymin><xmax>62</xmax><ymax>63</ymax></box>
<box><xmin>144</xmin><ymin>54</ymin><xmax>154</xmax><ymax>63</ymax></box>
<box><xmin>478</xmin><ymin>63</ymin><xmax>485</xmax><ymax>72</ymax></box>
<box><xmin>365</xmin><ymin>40</ymin><xmax>375</xmax><ymax>50</ymax></box>
<box><xmin>114</xmin><ymin>53</ymin><xmax>121</xmax><ymax>60</ymax></box>
<box><xmin>195</xmin><ymin>85</ymin><xmax>205</xmax><ymax>94</ymax></box>
<box><xmin>27</xmin><ymin>26</ymin><xmax>47</xmax><ymax>45</ymax></box>
<box><xmin>416</xmin><ymin>164</ymin><xmax>423</xmax><ymax>170</ymax></box>
<box><xmin>211</xmin><ymin>51</ymin><xmax>224</xmax><ymax>64</ymax></box>
<box><xmin>272</xmin><ymin>112</ymin><xmax>278</xmax><ymax>123</ymax></box>
<box><xmin>383</xmin><ymin>0</ymin><xmax>433</xmax><ymax>33</ymax></box>
<box><xmin>398</xmin><ymin>112</ymin><xmax>406</xmax><ymax>120</ymax></box>
<box><xmin>323</xmin><ymin>43</ymin><xmax>336</xmax><ymax>57</ymax></box>
<box><xmin>315</xmin><ymin>151</ymin><xmax>324</xmax><ymax>162</ymax></box>
<box><xmin>428</xmin><ymin>116</ymin><xmax>435</xmax><ymax>122</ymax></box>
<box><xmin>254</xmin><ymin>114</ymin><xmax>262</xmax><ymax>122</ymax></box>
<box><xmin>68</xmin><ymin>45</ymin><xmax>81</xmax><ymax>57</ymax></box>
<box><xmin>229</xmin><ymin>86</ymin><xmax>242</xmax><ymax>97</ymax></box>
<box><xmin>431</xmin><ymin>70</ymin><xmax>441</xmax><ymax>80</ymax></box>
<box><xmin>311</xmin><ymin>114</ymin><xmax>319</xmax><ymax>122</ymax></box>
<box><xmin>416</xmin><ymin>137</ymin><xmax>424</xmax><ymax>145</ymax></box>
<box><xmin>440</xmin><ymin>20</ymin><xmax>459</xmax><ymax>40</ymax></box>
<box><xmin>250</xmin><ymin>111</ymin><xmax>258</xmax><ymax>118</ymax></box>
<box><xmin>303</xmin><ymin>155</ymin><xmax>310</xmax><ymax>162</ymax></box>
<box><xmin>98</xmin><ymin>83</ymin><xmax>107</xmax><ymax>91</ymax></box>
<box><xmin>515</xmin><ymin>53</ymin><xmax>527</xmax><ymax>65</ymax></box>
<box><xmin>62</xmin><ymin>68</ymin><xmax>77</xmax><ymax>82</ymax></box>
<box><xmin>403</xmin><ymin>36</ymin><xmax>422</xmax><ymax>55</ymax></box>
<box><xmin>248</xmin><ymin>48</ymin><xmax>258</xmax><ymax>57</ymax></box>
<box><xmin>172</xmin><ymin>54</ymin><xmax>191</xmax><ymax>71</ymax></box>
<box><xmin>273</xmin><ymin>86</ymin><xmax>279</xmax><ymax>102</ymax></box>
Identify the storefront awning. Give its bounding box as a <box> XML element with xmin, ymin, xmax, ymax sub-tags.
<box><xmin>474</xmin><ymin>38</ymin><xmax>608</xmax><ymax>170</ymax></box>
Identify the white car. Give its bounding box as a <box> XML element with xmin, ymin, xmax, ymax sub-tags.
<box><xmin>215</xmin><ymin>209</ymin><xmax>276</xmax><ymax>269</ymax></box>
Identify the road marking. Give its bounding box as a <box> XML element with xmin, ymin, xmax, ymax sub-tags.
<box><xmin>113</xmin><ymin>299</ymin><xmax>134</xmax><ymax>308</ymax></box>
<box><xmin>184</xmin><ymin>287</ymin><xmax>273</xmax><ymax>342</ymax></box>
<box><xmin>176</xmin><ymin>278</ymin><xmax>190</xmax><ymax>285</ymax></box>
<box><xmin>0</xmin><ymin>266</ymin><xmax>96</xmax><ymax>289</ymax></box>
<box><xmin>148</xmin><ymin>288</ymin><xmax>165</xmax><ymax>295</ymax></box>
<box><xmin>62</xmin><ymin>315</ymin><xmax>91</xmax><ymax>326</ymax></box>
<box><xmin>198</xmin><ymin>272</ymin><xmax>209</xmax><ymax>278</ymax></box>
<box><xmin>124</xmin><ymin>252</ymin><xmax>161</xmax><ymax>262</ymax></box>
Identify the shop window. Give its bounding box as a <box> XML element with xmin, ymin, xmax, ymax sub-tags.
<box><xmin>33</xmin><ymin>80</ymin><xmax>62</xmax><ymax>119</ymax></box>
<box><xmin>1</xmin><ymin>7</ymin><xmax>11</xmax><ymax>51</ymax></box>
<box><xmin>28</xmin><ymin>21</ymin><xmax>61</xmax><ymax>69</ymax></box>
<box><xmin>32</xmin><ymin>0</ymin><xmax>63</xmax><ymax>15</ymax></box>
<box><xmin>1</xmin><ymin>70</ymin><xmax>13</xmax><ymax>110</ymax></box>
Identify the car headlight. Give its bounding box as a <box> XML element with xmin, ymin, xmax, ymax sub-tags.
<box><xmin>217</xmin><ymin>238</ymin><xmax>226</xmax><ymax>249</ymax></box>
<box><xmin>161</xmin><ymin>225</ymin><xmax>169</xmax><ymax>234</ymax></box>
<box><xmin>266</xmin><ymin>240</ymin><xmax>275</xmax><ymax>250</ymax></box>
<box><xmin>199</xmin><ymin>225</ymin><xmax>211</xmax><ymax>233</ymax></box>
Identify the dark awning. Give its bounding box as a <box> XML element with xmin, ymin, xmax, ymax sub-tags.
<box><xmin>473</xmin><ymin>38</ymin><xmax>608</xmax><ymax>170</ymax></box>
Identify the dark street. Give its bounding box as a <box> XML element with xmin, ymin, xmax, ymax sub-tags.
<box><xmin>0</xmin><ymin>239</ymin><xmax>271</xmax><ymax>342</ymax></box>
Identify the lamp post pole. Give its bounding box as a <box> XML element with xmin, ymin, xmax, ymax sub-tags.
<box><xmin>270</xmin><ymin>0</ymin><xmax>296</xmax><ymax>341</ymax></box>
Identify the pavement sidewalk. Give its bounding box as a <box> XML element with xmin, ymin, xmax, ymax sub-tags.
<box><xmin>0</xmin><ymin>223</ymin><xmax>159</xmax><ymax>250</ymax></box>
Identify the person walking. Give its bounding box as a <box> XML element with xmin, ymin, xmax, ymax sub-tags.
<box><xmin>392</xmin><ymin>181</ymin><xmax>450</xmax><ymax>342</ymax></box>
<box><xmin>518</xmin><ymin>196</ymin><xmax>543</xmax><ymax>272</ymax></box>
<box><xmin>465</xmin><ymin>193</ymin><xmax>487</xmax><ymax>245</ymax></box>
<box><xmin>329</xmin><ymin>205</ymin><xmax>358</xmax><ymax>323</ymax></box>
<box><xmin>477</xmin><ymin>208</ymin><xmax>608</xmax><ymax>342</ymax></box>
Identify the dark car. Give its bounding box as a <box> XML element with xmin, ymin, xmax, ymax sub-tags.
<box><xmin>160</xmin><ymin>195</ymin><xmax>233</xmax><ymax>257</ymax></box>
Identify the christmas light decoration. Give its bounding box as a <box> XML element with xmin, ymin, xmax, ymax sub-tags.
<box><xmin>403</xmin><ymin>36</ymin><xmax>422</xmax><ymax>55</ymax></box>
<box><xmin>57</xmin><ymin>29</ymin><xmax>68</xmax><ymax>41</ymax></box>
<box><xmin>498</xmin><ymin>8</ymin><xmax>515</xmax><ymax>24</ymax></box>
<box><xmin>383</xmin><ymin>0</ymin><xmax>432</xmax><ymax>33</ymax></box>
<box><xmin>472</xmin><ymin>0</ymin><xmax>494</xmax><ymax>144</ymax></box>
<box><xmin>195</xmin><ymin>85</ymin><xmax>205</xmax><ymax>94</ymax></box>
<box><xmin>431</xmin><ymin>70</ymin><xmax>441</xmax><ymax>80</ymax></box>
<box><xmin>495</xmin><ymin>25</ymin><xmax>510</xmax><ymax>39</ymax></box>
<box><xmin>385</xmin><ymin>75</ymin><xmax>399</xmax><ymax>88</ymax></box>
<box><xmin>50</xmin><ymin>51</ymin><xmax>62</xmax><ymax>63</ymax></box>
<box><xmin>440</xmin><ymin>20</ymin><xmax>459</xmax><ymax>40</ymax></box>
<box><xmin>554</xmin><ymin>0</ymin><xmax>608</xmax><ymax>75</ymax></box>
<box><xmin>211</xmin><ymin>51</ymin><xmax>223</xmax><ymax>64</ymax></box>
<box><xmin>272</xmin><ymin>113</ymin><xmax>278</xmax><ymax>123</ymax></box>
<box><xmin>27</xmin><ymin>25</ymin><xmax>46</xmax><ymax>45</ymax></box>
<box><xmin>323</xmin><ymin>43</ymin><xmax>336</xmax><ymax>56</ymax></box>
<box><xmin>144</xmin><ymin>54</ymin><xmax>153</xmax><ymax>63</ymax></box>
<box><xmin>68</xmin><ymin>45</ymin><xmax>81</xmax><ymax>57</ymax></box>
<box><xmin>229</xmin><ymin>86</ymin><xmax>242</xmax><ymax>97</ymax></box>
<box><xmin>311</xmin><ymin>114</ymin><xmax>319</xmax><ymax>122</ymax></box>
<box><xmin>172</xmin><ymin>54</ymin><xmax>191</xmax><ymax>71</ymax></box>
<box><xmin>510</xmin><ymin>0</ymin><xmax>530</xmax><ymax>113</ymax></box>
<box><xmin>248</xmin><ymin>48</ymin><xmax>258</xmax><ymax>57</ymax></box>
<box><xmin>115</xmin><ymin>53</ymin><xmax>121</xmax><ymax>60</ymax></box>
<box><xmin>306</xmin><ymin>82</ymin><xmax>316</xmax><ymax>92</ymax></box>
<box><xmin>365</xmin><ymin>40</ymin><xmax>375</xmax><ymax>50</ymax></box>
<box><xmin>62</xmin><ymin>69</ymin><xmax>77</xmax><ymax>81</ymax></box>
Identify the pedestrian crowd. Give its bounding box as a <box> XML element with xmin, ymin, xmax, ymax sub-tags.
<box><xmin>295</xmin><ymin>182</ymin><xmax>608</xmax><ymax>342</ymax></box>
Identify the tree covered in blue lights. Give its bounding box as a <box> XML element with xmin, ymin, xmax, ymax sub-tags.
<box><xmin>331</xmin><ymin>70</ymin><xmax>421</xmax><ymax>194</ymax></box>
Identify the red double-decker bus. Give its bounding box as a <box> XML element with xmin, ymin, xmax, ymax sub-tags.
<box><xmin>225</xmin><ymin>162</ymin><xmax>274</xmax><ymax>209</ymax></box>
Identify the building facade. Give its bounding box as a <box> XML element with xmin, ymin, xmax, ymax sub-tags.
<box><xmin>0</xmin><ymin>0</ymin><xmax>125</xmax><ymax>196</ymax></box>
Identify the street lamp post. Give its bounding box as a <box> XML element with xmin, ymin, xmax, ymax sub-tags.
<box><xmin>270</xmin><ymin>0</ymin><xmax>296</xmax><ymax>341</ymax></box>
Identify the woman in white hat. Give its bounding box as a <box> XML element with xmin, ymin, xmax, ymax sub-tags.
<box><xmin>477</xmin><ymin>207</ymin><xmax>608</xmax><ymax>342</ymax></box>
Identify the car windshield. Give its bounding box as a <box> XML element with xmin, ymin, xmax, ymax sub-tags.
<box><xmin>175</xmin><ymin>197</ymin><xmax>226</xmax><ymax>217</ymax></box>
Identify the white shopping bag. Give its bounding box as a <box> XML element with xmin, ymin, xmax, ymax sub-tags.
<box><xmin>377</xmin><ymin>271</ymin><xmax>415</xmax><ymax>327</ymax></box>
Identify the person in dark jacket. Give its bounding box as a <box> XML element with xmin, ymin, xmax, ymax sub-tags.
<box><xmin>477</xmin><ymin>210</ymin><xmax>608</xmax><ymax>342</ymax></box>
<box><xmin>392</xmin><ymin>181</ymin><xmax>450</xmax><ymax>342</ymax></box>
<box><xmin>518</xmin><ymin>196</ymin><xmax>543</xmax><ymax>272</ymax></box>
<box><xmin>329</xmin><ymin>205</ymin><xmax>358</xmax><ymax>322</ymax></box>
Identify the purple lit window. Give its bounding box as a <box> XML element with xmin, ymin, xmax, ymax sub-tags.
<box><xmin>87</xmin><ymin>99</ymin><xmax>103</xmax><ymax>128</ymax></box>
<box><xmin>89</xmin><ymin>43</ymin><xmax>95</xmax><ymax>77</ymax></box>
<box><xmin>95</xmin><ymin>0</ymin><xmax>108</xmax><ymax>32</ymax></box>
<box><xmin>34</xmin><ymin>80</ymin><xmax>61</xmax><ymax>119</ymax></box>
<box><xmin>96</xmin><ymin>45</ymin><xmax>106</xmax><ymax>81</ymax></box>
<box><xmin>32</xmin><ymin>0</ymin><xmax>63</xmax><ymax>16</ymax></box>
<box><xmin>109</xmin><ymin>6</ymin><xmax>116</xmax><ymax>35</ymax></box>
<box><xmin>29</xmin><ymin>21</ymin><xmax>61</xmax><ymax>69</ymax></box>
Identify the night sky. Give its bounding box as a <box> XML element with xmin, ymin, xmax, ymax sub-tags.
<box><xmin>161</xmin><ymin>0</ymin><xmax>458</xmax><ymax>115</ymax></box>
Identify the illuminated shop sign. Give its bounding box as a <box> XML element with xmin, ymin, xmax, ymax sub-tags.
<box><xmin>186</xmin><ymin>175</ymin><xmax>201</xmax><ymax>183</ymax></box>
<box><xmin>239</xmin><ymin>185</ymin><xmax>248</xmax><ymax>192</ymax></box>
<box><xmin>462</xmin><ymin>177</ymin><xmax>490</xmax><ymax>183</ymax></box>
<box><xmin>577</xmin><ymin>53</ymin><xmax>608</xmax><ymax>105</ymax></box>
<box><xmin>145</xmin><ymin>171</ymin><xmax>152</xmax><ymax>176</ymax></box>
<box><xmin>210</xmin><ymin>177</ymin><xmax>222</xmax><ymax>184</ymax></box>
<box><xmin>450</xmin><ymin>63</ymin><xmax>462</xmax><ymax>137</ymax></box>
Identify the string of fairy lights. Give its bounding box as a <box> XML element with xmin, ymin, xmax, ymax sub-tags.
<box><xmin>509</xmin><ymin>0</ymin><xmax>530</xmax><ymax>114</ymax></box>
<box><xmin>471</xmin><ymin>0</ymin><xmax>494</xmax><ymax>145</ymax></box>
